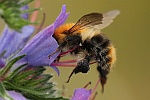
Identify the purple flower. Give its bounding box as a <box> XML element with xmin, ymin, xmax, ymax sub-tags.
<box><xmin>0</xmin><ymin>6</ymin><xmax>35</xmax><ymax>68</ymax></box>
<box><xmin>71</xmin><ymin>81</ymin><xmax>100</xmax><ymax>100</ymax></box>
<box><xmin>15</xmin><ymin>5</ymin><xmax>69</xmax><ymax>75</ymax></box>
<box><xmin>0</xmin><ymin>59</ymin><xmax>5</xmax><ymax>68</ymax></box>
<box><xmin>0</xmin><ymin>3</ymin><xmax>69</xmax><ymax>76</ymax></box>
<box><xmin>0</xmin><ymin>26</ymin><xmax>34</xmax><ymax>59</ymax></box>
<box><xmin>0</xmin><ymin>91</ymin><xmax>26</xmax><ymax>100</ymax></box>
<box><xmin>71</xmin><ymin>88</ymin><xmax>92</xmax><ymax>100</ymax></box>
<box><xmin>0</xmin><ymin>3</ymin><xmax>70</xmax><ymax>100</ymax></box>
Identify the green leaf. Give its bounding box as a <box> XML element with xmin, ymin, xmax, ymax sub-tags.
<box><xmin>0</xmin><ymin>0</ymin><xmax>39</xmax><ymax>31</ymax></box>
<box><xmin>19</xmin><ymin>0</ymin><xmax>34</xmax><ymax>7</ymax></box>
<box><xmin>0</xmin><ymin>82</ymin><xmax>13</xmax><ymax>100</ymax></box>
<box><xmin>12</xmin><ymin>67</ymin><xmax>45</xmax><ymax>82</ymax></box>
<box><xmin>5</xmin><ymin>63</ymin><xmax>28</xmax><ymax>81</ymax></box>
<box><xmin>24</xmin><ymin>74</ymin><xmax>53</xmax><ymax>87</ymax></box>
<box><xmin>3</xmin><ymin>66</ymin><xmax>69</xmax><ymax>100</ymax></box>
<box><xmin>34</xmin><ymin>82</ymin><xmax>55</xmax><ymax>91</ymax></box>
<box><xmin>0</xmin><ymin>54</ymin><xmax>26</xmax><ymax>78</ymax></box>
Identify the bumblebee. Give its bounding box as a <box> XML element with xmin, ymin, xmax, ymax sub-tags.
<box><xmin>52</xmin><ymin>10</ymin><xmax>120</xmax><ymax>92</ymax></box>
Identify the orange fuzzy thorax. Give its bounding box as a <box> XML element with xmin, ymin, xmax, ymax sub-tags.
<box><xmin>53</xmin><ymin>23</ymin><xmax>75</xmax><ymax>43</ymax></box>
<box><xmin>53</xmin><ymin>23</ymin><xmax>86</xmax><ymax>43</ymax></box>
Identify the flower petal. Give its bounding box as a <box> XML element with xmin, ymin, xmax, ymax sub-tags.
<box><xmin>17</xmin><ymin>5</ymin><xmax>69</xmax><ymax>69</ymax></box>
<box><xmin>18</xmin><ymin>30</ymin><xmax>59</xmax><ymax>67</ymax></box>
<box><xmin>71</xmin><ymin>88</ymin><xmax>92</xmax><ymax>100</ymax></box>
<box><xmin>0</xmin><ymin>58</ymin><xmax>5</xmax><ymax>68</ymax></box>
<box><xmin>0</xmin><ymin>91</ymin><xmax>26</xmax><ymax>100</ymax></box>
<box><xmin>54</xmin><ymin>5</ymin><xmax>70</xmax><ymax>30</ymax></box>
<box><xmin>0</xmin><ymin>25</ymin><xmax>35</xmax><ymax>59</ymax></box>
<box><xmin>50</xmin><ymin>66</ymin><xmax>60</xmax><ymax>76</ymax></box>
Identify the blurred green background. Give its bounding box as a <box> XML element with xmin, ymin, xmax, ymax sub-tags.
<box><xmin>1</xmin><ymin>0</ymin><xmax>150</xmax><ymax>100</ymax></box>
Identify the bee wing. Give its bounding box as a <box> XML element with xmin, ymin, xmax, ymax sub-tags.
<box><xmin>68</xmin><ymin>12</ymin><xmax>104</xmax><ymax>33</ymax></box>
<box><xmin>96</xmin><ymin>10</ymin><xmax>120</xmax><ymax>31</ymax></box>
<box><xmin>68</xmin><ymin>10</ymin><xmax>120</xmax><ymax>39</ymax></box>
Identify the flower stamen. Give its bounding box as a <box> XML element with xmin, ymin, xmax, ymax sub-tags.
<box><xmin>90</xmin><ymin>92</ymin><xmax>98</xmax><ymax>100</ymax></box>
<box><xmin>88</xmin><ymin>79</ymin><xmax>100</xmax><ymax>100</ymax></box>
<box><xmin>59</xmin><ymin>46</ymin><xmax>80</xmax><ymax>56</ymax></box>
<box><xmin>83</xmin><ymin>81</ymin><xmax>91</xmax><ymax>88</ymax></box>
<box><xmin>51</xmin><ymin>62</ymin><xmax>76</xmax><ymax>67</ymax></box>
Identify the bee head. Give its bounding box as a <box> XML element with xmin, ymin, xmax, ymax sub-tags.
<box><xmin>63</xmin><ymin>35</ymin><xmax>82</xmax><ymax>49</ymax></box>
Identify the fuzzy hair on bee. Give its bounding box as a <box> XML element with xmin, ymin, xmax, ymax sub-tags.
<box><xmin>51</xmin><ymin>10</ymin><xmax>120</xmax><ymax>92</ymax></box>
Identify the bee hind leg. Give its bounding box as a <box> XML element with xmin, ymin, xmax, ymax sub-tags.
<box><xmin>97</xmin><ymin>63</ymin><xmax>110</xmax><ymax>93</ymax></box>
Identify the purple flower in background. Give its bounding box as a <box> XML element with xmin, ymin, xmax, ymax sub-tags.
<box><xmin>20</xmin><ymin>5</ymin><xmax>29</xmax><ymax>19</ymax></box>
<box><xmin>71</xmin><ymin>81</ymin><xmax>99</xmax><ymax>100</ymax></box>
<box><xmin>0</xmin><ymin>5</ymin><xmax>35</xmax><ymax>68</ymax></box>
<box><xmin>0</xmin><ymin>91</ymin><xmax>26</xmax><ymax>100</ymax></box>
<box><xmin>0</xmin><ymin>26</ymin><xmax>34</xmax><ymax>59</ymax></box>
<box><xmin>71</xmin><ymin>88</ymin><xmax>92</xmax><ymax>100</ymax></box>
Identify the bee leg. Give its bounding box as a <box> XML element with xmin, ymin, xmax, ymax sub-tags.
<box><xmin>65</xmin><ymin>70</ymin><xmax>74</xmax><ymax>83</ymax></box>
<box><xmin>75</xmin><ymin>59</ymin><xmax>90</xmax><ymax>74</ymax></box>
<box><xmin>97</xmin><ymin>62</ymin><xmax>110</xmax><ymax>93</ymax></box>
<box><xmin>66</xmin><ymin>55</ymin><xmax>91</xmax><ymax>83</ymax></box>
<box><xmin>95</xmin><ymin>48</ymin><xmax>111</xmax><ymax>92</ymax></box>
